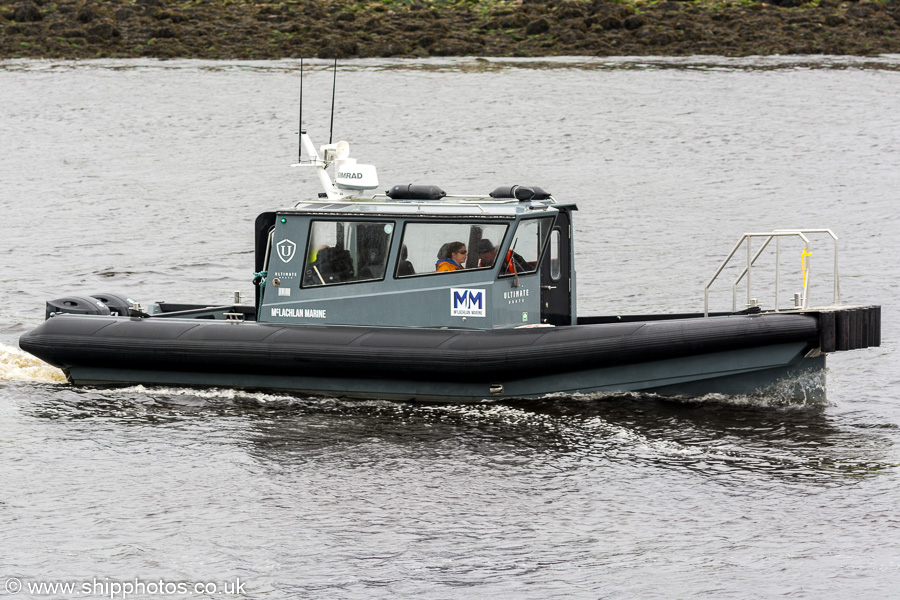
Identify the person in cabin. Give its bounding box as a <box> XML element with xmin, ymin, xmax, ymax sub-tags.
<box><xmin>309</xmin><ymin>244</ymin><xmax>329</xmax><ymax>263</ymax></box>
<box><xmin>476</xmin><ymin>239</ymin><xmax>498</xmax><ymax>268</ymax></box>
<box><xmin>436</xmin><ymin>242</ymin><xmax>467</xmax><ymax>272</ymax></box>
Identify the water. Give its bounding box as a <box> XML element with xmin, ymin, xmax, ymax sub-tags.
<box><xmin>1</xmin><ymin>57</ymin><xmax>899</xmax><ymax>598</ymax></box>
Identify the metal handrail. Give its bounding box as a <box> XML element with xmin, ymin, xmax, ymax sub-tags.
<box><xmin>704</xmin><ymin>229</ymin><xmax>840</xmax><ymax>317</ymax></box>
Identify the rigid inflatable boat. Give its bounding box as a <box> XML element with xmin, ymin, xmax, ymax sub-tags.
<box><xmin>19</xmin><ymin>131</ymin><xmax>882</xmax><ymax>402</ymax></box>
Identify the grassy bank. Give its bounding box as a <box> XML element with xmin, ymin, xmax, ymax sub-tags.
<box><xmin>2</xmin><ymin>0</ymin><xmax>900</xmax><ymax>59</ymax></box>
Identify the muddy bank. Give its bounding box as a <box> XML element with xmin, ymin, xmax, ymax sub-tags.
<box><xmin>2</xmin><ymin>0</ymin><xmax>900</xmax><ymax>60</ymax></box>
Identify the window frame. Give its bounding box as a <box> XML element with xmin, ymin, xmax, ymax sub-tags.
<box><xmin>300</xmin><ymin>218</ymin><xmax>397</xmax><ymax>288</ymax></box>
<box><xmin>393</xmin><ymin>219</ymin><xmax>511</xmax><ymax>279</ymax></box>
<box><xmin>498</xmin><ymin>216</ymin><xmax>556</xmax><ymax>279</ymax></box>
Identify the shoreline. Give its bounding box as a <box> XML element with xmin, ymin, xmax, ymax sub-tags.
<box><xmin>2</xmin><ymin>0</ymin><xmax>900</xmax><ymax>60</ymax></box>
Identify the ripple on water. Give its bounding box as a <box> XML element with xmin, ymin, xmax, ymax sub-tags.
<box><xmin>16</xmin><ymin>383</ymin><xmax>896</xmax><ymax>491</ymax></box>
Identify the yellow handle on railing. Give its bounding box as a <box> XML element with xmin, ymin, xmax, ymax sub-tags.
<box><xmin>801</xmin><ymin>247</ymin><xmax>812</xmax><ymax>287</ymax></box>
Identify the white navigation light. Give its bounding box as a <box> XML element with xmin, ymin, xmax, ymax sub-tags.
<box><xmin>335</xmin><ymin>157</ymin><xmax>379</xmax><ymax>190</ymax></box>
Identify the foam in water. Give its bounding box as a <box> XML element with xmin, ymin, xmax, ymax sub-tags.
<box><xmin>0</xmin><ymin>342</ymin><xmax>67</xmax><ymax>383</ymax></box>
<box><xmin>88</xmin><ymin>384</ymin><xmax>324</xmax><ymax>405</ymax></box>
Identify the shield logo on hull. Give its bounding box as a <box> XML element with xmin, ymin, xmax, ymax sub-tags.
<box><xmin>277</xmin><ymin>239</ymin><xmax>297</xmax><ymax>263</ymax></box>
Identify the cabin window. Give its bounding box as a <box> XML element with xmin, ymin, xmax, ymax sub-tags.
<box><xmin>500</xmin><ymin>217</ymin><xmax>554</xmax><ymax>277</ymax></box>
<box><xmin>302</xmin><ymin>220</ymin><xmax>395</xmax><ymax>287</ymax></box>
<box><xmin>550</xmin><ymin>229</ymin><xmax>561</xmax><ymax>281</ymax></box>
<box><xmin>396</xmin><ymin>222</ymin><xmax>509</xmax><ymax>277</ymax></box>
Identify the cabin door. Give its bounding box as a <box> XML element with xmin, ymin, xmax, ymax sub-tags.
<box><xmin>540</xmin><ymin>209</ymin><xmax>573</xmax><ymax>326</ymax></box>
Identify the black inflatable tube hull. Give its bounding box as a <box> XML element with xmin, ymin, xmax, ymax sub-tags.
<box><xmin>19</xmin><ymin>313</ymin><xmax>820</xmax><ymax>385</ymax></box>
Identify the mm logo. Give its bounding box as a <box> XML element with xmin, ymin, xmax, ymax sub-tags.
<box><xmin>451</xmin><ymin>288</ymin><xmax>486</xmax><ymax>318</ymax></box>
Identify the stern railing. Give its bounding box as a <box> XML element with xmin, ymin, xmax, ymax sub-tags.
<box><xmin>704</xmin><ymin>229</ymin><xmax>840</xmax><ymax>317</ymax></box>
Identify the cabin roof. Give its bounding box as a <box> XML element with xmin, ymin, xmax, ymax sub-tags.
<box><xmin>284</xmin><ymin>195</ymin><xmax>575</xmax><ymax>218</ymax></box>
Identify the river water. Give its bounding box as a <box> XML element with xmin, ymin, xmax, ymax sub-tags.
<box><xmin>1</xmin><ymin>57</ymin><xmax>899</xmax><ymax>598</ymax></box>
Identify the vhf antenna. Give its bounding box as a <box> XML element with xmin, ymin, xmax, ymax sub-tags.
<box><xmin>329</xmin><ymin>57</ymin><xmax>337</xmax><ymax>145</ymax></box>
<box><xmin>296</xmin><ymin>58</ymin><xmax>338</xmax><ymax>162</ymax></box>
<box><xmin>298</xmin><ymin>57</ymin><xmax>304</xmax><ymax>162</ymax></box>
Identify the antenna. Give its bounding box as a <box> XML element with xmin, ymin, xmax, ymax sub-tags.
<box><xmin>291</xmin><ymin>56</ymin><xmax>377</xmax><ymax>200</ymax></box>
<box><xmin>328</xmin><ymin>57</ymin><xmax>337</xmax><ymax>144</ymax></box>
<box><xmin>298</xmin><ymin>57</ymin><xmax>304</xmax><ymax>162</ymax></box>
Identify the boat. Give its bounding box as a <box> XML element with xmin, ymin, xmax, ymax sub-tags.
<box><xmin>19</xmin><ymin>130</ymin><xmax>881</xmax><ymax>403</ymax></box>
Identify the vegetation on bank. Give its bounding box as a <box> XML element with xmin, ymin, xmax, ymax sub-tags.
<box><xmin>2</xmin><ymin>0</ymin><xmax>900</xmax><ymax>59</ymax></box>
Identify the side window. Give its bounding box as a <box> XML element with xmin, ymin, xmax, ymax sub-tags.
<box><xmin>303</xmin><ymin>220</ymin><xmax>394</xmax><ymax>286</ymax></box>
<box><xmin>550</xmin><ymin>229</ymin><xmax>561</xmax><ymax>280</ymax></box>
<box><xmin>500</xmin><ymin>217</ymin><xmax>554</xmax><ymax>276</ymax></box>
<box><xmin>396</xmin><ymin>222</ymin><xmax>509</xmax><ymax>277</ymax></box>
